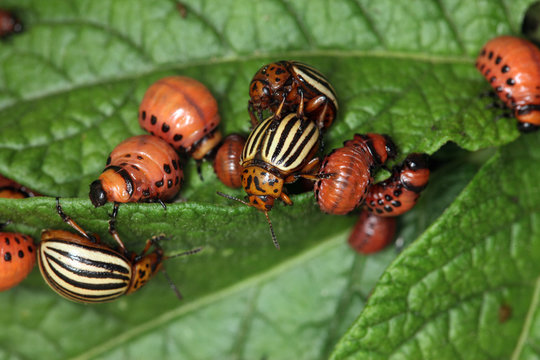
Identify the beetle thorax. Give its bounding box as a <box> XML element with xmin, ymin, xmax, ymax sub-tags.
<box><xmin>242</xmin><ymin>166</ymin><xmax>283</xmax><ymax>211</ymax></box>
<box><xmin>126</xmin><ymin>251</ymin><xmax>164</xmax><ymax>295</ymax></box>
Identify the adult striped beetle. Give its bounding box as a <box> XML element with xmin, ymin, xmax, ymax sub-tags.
<box><xmin>38</xmin><ymin>199</ymin><xmax>200</xmax><ymax>303</ymax></box>
<box><xmin>248</xmin><ymin>61</ymin><xmax>338</xmax><ymax>131</ymax></box>
<box><xmin>218</xmin><ymin>110</ymin><xmax>321</xmax><ymax>249</ymax></box>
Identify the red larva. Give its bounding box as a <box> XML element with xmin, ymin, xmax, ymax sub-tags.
<box><xmin>365</xmin><ymin>153</ymin><xmax>429</xmax><ymax>216</ymax></box>
<box><xmin>314</xmin><ymin>134</ymin><xmax>396</xmax><ymax>215</ymax></box>
<box><xmin>0</xmin><ymin>174</ymin><xmax>40</xmax><ymax>198</ymax></box>
<box><xmin>213</xmin><ymin>134</ymin><xmax>246</xmax><ymax>188</ymax></box>
<box><xmin>476</xmin><ymin>35</ymin><xmax>540</xmax><ymax>132</ymax></box>
<box><xmin>348</xmin><ymin>211</ymin><xmax>396</xmax><ymax>254</ymax></box>
<box><xmin>89</xmin><ymin>135</ymin><xmax>183</xmax><ymax>208</ymax></box>
<box><xmin>0</xmin><ymin>232</ymin><xmax>36</xmax><ymax>291</ymax></box>
<box><xmin>139</xmin><ymin>76</ymin><xmax>223</xmax><ymax>160</ymax></box>
<box><xmin>0</xmin><ymin>10</ymin><xmax>23</xmax><ymax>39</ymax></box>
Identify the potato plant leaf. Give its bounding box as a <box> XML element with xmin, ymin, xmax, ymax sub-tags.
<box><xmin>0</xmin><ymin>0</ymin><xmax>536</xmax><ymax>358</ymax></box>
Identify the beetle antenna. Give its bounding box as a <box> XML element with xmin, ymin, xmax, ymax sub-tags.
<box><xmin>217</xmin><ymin>191</ymin><xmax>280</xmax><ymax>249</ymax></box>
<box><xmin>167</xmin><ymin>247</ymin><xmax>203</xmax><ymax>259</ymax></box>
<box><xmin>264</xmin><ymin>211</ymin><xmax>280</xmax><ymax>250</ymax></box>
<box><xmin>160</xmin><ymin>267</ymin><xmax>183</xmax><ymax>300</ymax></box>
<box><xmin>161</xmin><ymin>247</ymin><xmax>202</xmax><ymax>301</ymax></box>
<box><xmin>216</xmin><ymin>191</ymin><xmax>250</xmax><ymax>207</ymax></box>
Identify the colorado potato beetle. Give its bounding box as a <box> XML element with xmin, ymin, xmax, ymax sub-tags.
<box><xmin>218</xmin><ymin>112</ymin><xmax>321</xmax><ymax>248</ymax></box>
<box><xmin>476</xmin><ymin>35</ymin><xmax>540</xmax><ymax>132</ymax></box>
<box><xmin>248</xmin><ymin>61</ymin><xmax>338</xmax><ymax>131</ymax></box>
<box><xmin>0</xmin><ymin>10</ymin><xmax>23</xmax><ymax>39</ymax></box>
<box><xmin>38</xmin><ymin>199</ymin><xmax>201</xmax><ymax>303</ymax></box>
<box><xmin>0</xmin><ymin>225</ymin><xmax>36</xmax><ymax>291</ymax></box>
<box><xmin>139</xmin><ymin>76</ymin><xmax>223</xmax><ymax>160</ymax></box>
<box><xmin>213</xmin><ymin>134</ymin><xmax>246</xmax><ymax>188</ymax></box>
<box><xmin>348</xmin><ymin>211</ymin><xmax>396</xmax><ymax>254</ymax></box>
<box><xmin>314</xmin><ymin>134</ymin><xmax>396</xmax><ymax>215</ymax></box>
<box><xmin>0</xmin><ymin>174</ymin><xmax>40</xmax><ymax>198</ymax></box>
<box><xmin>89</xmin><ymin>135</ymin><xmax>183</xmax><ymax>209</ymax></box>
<box><xmin>365</xmin><ymin>153</ymin><xmax>429</xmax><ymax>216</ymax></box>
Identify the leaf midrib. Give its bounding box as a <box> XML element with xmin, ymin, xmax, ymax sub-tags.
<box><xmin>511</xmin><ymin>275</ymin><xmax>540</xmax><ymax>360</ymax></box>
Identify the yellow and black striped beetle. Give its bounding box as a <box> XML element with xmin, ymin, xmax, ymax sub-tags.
<box><xmin>38</xmin><ymin>199</ymin><xmax>200</xmax><ymax>303</ymax></box>
<box><xmin>218</xmin><ymin>110</ymin><xmax>321</xmax><ymax>249</ymax></box>
<box><xmin>248</xmin><ymin>60</ymin><xmax>338</xmax><ymax>131</ymax></box>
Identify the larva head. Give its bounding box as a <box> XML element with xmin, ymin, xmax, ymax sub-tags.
<box><xmin>89</xmin><ymin>168</ymin><xmax>133</xmax><ymax>207</ymax></box>
<box><xmin>346</xmin><ymin>134</ymin><xmax>397</xmax><ymax>166</ymax></box>
<box><xmin>89</xmin><ymin>180</ymin><xmax>107</xmax><ymax>207</ymax></box>
<box><xmin>399</xmin><ymin>153</ymin><xmax>430</xmax><ymax>192</ymax></box>
<box><xmin>515</xmin><ymin>106</ymin><xmax>540</xmax><ymax>133</ymax></box>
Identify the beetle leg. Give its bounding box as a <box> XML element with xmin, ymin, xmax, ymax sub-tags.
<box><xmin>284</xmin><ymin>158</ymin><xmax>320</xmax><ymax>183</ymax></box>
<box><xmin>248</xmin><ymin>102</ymin><xmax>259</xmax><ymax>127</ymax></box>
<box><xmin>304</xmin><ymin>96</ymin><xmax>329</xmax><ymax>129</ymax></box>
<box><xmin>297</xmin><ymin>90</ymin><xmax>305</xmax><ymax>118</ymax></box>
<box><xmin>108</xmin><ymin>202</ymin><xmax>127</xmax><ymax>252</ymax></box>
<box><xmin>157</xmin><ymin>199</ymin><xmax>167</xmax><ymax>210</ymax></box>
<box><xmin>279</xmin><ymin>192</ymin><xmax>293</xmax><ymax>206</ymax></box>
<box><xmin>56</xmin><ymin>197</ymin><xmax>94</xmax><ymax>241</ymax></box>
<box><xmin>300</xmin><ymin>157</ymin><xmax>321</xmax><ymax>174</ymax></box>
<box><xmin>274</xmin><ymin>97</ymin><xmax>286</xmax><ymax>120</ymax></box>
<box><xmin>304</xmin><ymin>95</ymin><xmax>327</xmax><ymax>112</ymax></box>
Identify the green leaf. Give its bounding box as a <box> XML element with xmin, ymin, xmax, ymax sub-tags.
<box><xmin>0</xmin><ymin>152</ymin><xmax>475</xmax><ymax>359</ymax></box>
<box><xmin>331</xmin><ymin>132</ymin><xmax>540</xmax><ymax>359</ymax></box>
<box><xmin>0</xmin><ymin>0</ymin><xmax>537</xmax><ymax>358</ymax></box>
